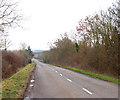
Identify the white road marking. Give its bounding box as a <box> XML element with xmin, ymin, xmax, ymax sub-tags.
<box><xmin>55</xmin><ymin>71</ymin><xmax>58</xmax><ymax>73</ymax></box>
<box><xmin>67</xmin><ymin>78</ymin><xmax>72</xmax><ymax>82</ymax></box>
<box><xmin>30</xmin><ymin>84</ymin><xmax>34</xmax><ymax>87</ymax></box>
<box><xmin>25</xmin><ymin>96</ymin><xmax>29</xmax><ymax>98</ymax></box>
<box><xmin>83</xmin><ymin>88</ymin><xmax>92</xmax><ymax>95</ymax></box>
<box><xmin>52</xmin><ymin>69</ymin><xmax>54</xmax><ymax>71</ymax></box>
<box><xmin>24</xmin><ymin>97</ymin><xmax>30</xmax><ymax>100</ymax></box>
<box><xmin>60</xmin><ymin>74</ymin><xmax>63</xmax><ymax>76</ymax></box>
<box><xmin>30</xmin><ymin>80</ymin><xmax>35</xmax><ymax>83</ymax></box>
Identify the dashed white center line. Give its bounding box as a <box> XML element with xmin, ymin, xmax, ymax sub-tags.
<box><xmin>67</xmin><ymin>78</ymin><xmax>72</xmax><ymax>82</ymax></box>
<box><xmin>55</xmin><ymin>71</ymin><xmax>58</xmax><ymax>73</ymax></box>
<box><xmin>60</xmin><ymin>74</ymin><xmax>63</xmax><ymax>76</ymax></box>
<box><xmin>83</xmin><ymin>88</ymin><xmax>92</xmax><ymax>95</ymax></box>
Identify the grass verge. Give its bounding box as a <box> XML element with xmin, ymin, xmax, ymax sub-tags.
<box><xmin>53</xmin><ymin>64</ymin><xmax>120</xmax><ymax>84</ymax></box>
<box><xmin>1</xmin><ymin>62</ymin><xmax>35</xmax><ymax>98</ymax></box>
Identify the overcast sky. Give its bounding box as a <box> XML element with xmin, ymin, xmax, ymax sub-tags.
<box><xmin>9</xmin><ymin>0</ymin><xmax>115</xmax><ymax>50</ymax></box>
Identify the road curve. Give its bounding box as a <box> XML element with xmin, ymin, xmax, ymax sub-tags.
<box><xmin>25</xmin><ymin>59</ymin><xmax>118</xmax><ymax>98</ymax></box>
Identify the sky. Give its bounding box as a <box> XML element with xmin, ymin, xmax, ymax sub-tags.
<box><xmin>9</xmin><ymin>0</ymin><xmax>115</xmax><ymax>50</ymax></box>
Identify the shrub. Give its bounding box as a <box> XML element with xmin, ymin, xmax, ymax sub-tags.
<box><xmin>2</xmin><ymin>51</ymin><xmax>25</xmax><ymax>79</ymax></box>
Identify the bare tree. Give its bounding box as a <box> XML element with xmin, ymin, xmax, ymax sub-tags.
<box><xmin>3</xmin><ymin>37</ymin><xmax>11</xmax><ymax>51</ymax></box>
<box><xmin>0</xmin><ymin>0</ymin><xmax>22</xmax><ymax>49</ymax></box>
<box><xmin>0</xmin><ymin>0</ymin><xmax>22</xmax><ymax>31</ymax></box>
<box><xmin>117</xmin><ymin>0</ymin><xmax>120</xmax><ymax>34</ymax></box>
<box><xmin>0</xmin><ymin>32</ymin><xmax>7</xmax><ymax>48</ymax></box>
<box><xmin>19</xmin><ymin>42</ymin><xmax>27</xmax><ymax>50</ymax></box>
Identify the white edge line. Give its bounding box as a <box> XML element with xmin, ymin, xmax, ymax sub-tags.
<box><xmin>60</xmin><ymin>74</ymin><xmax>63</xmax><ymax>76</ymax></box>
<box><xmin>25</xmin><ymin>96</ymin><xmax>29</xmax><ymax>98</ymax></box>
<box><xmin>67</xmin><ymin>78</ymin><xmax>72</xmax><ymax>82</ymax></box>
<box><xmin>83</xmin><ymin>88</ymin><xmax>92</xmax><ymax>95</ymax></box>
<box><xmin>30</xmin><ymin>84</ymin><xmax>34</xmax><ymax>87</ymax></box>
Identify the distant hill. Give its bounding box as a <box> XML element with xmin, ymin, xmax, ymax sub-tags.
<box><xmin>33</xmin><ymin>50</ymin><xmax>47</xmax><ymax>54</ymax></box>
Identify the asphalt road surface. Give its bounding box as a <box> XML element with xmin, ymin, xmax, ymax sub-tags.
<box><xmin>25</xmin><ymin>59</ymin><xmax>118</xmax><ymax>98</ymax></box>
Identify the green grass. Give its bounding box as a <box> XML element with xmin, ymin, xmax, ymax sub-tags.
<box><xmin>53</xmin><ymin>64</ymin><xmax>120</xmax><ymax>84</ymax></box>
<box><xmin>1</xmin><ymin>62</ymin><xmax>35</xmax><ymax>98</ymax></box>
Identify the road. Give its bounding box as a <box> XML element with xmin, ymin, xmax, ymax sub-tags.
<box><xmin>25</xmin><ymin>59</ymin><xmax>118</xmax><ymax>98</ymax></box>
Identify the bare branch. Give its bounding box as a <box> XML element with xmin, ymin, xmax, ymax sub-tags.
<box><xmin>0</xmin><ymin>0</ymin><xmax>22</xmax><ymax>33</ymax></box>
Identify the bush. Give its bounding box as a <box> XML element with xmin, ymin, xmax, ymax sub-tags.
<box><xmin>2</xmin><ymin>51</ymin><xmax>25</xmax><ymax>79</ymax></box>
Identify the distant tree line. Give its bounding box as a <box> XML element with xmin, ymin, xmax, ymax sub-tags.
<box><xmin>41</xmin><ymin>1</ymin><xmax>119</xmax><ymax>77</ymax></box>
